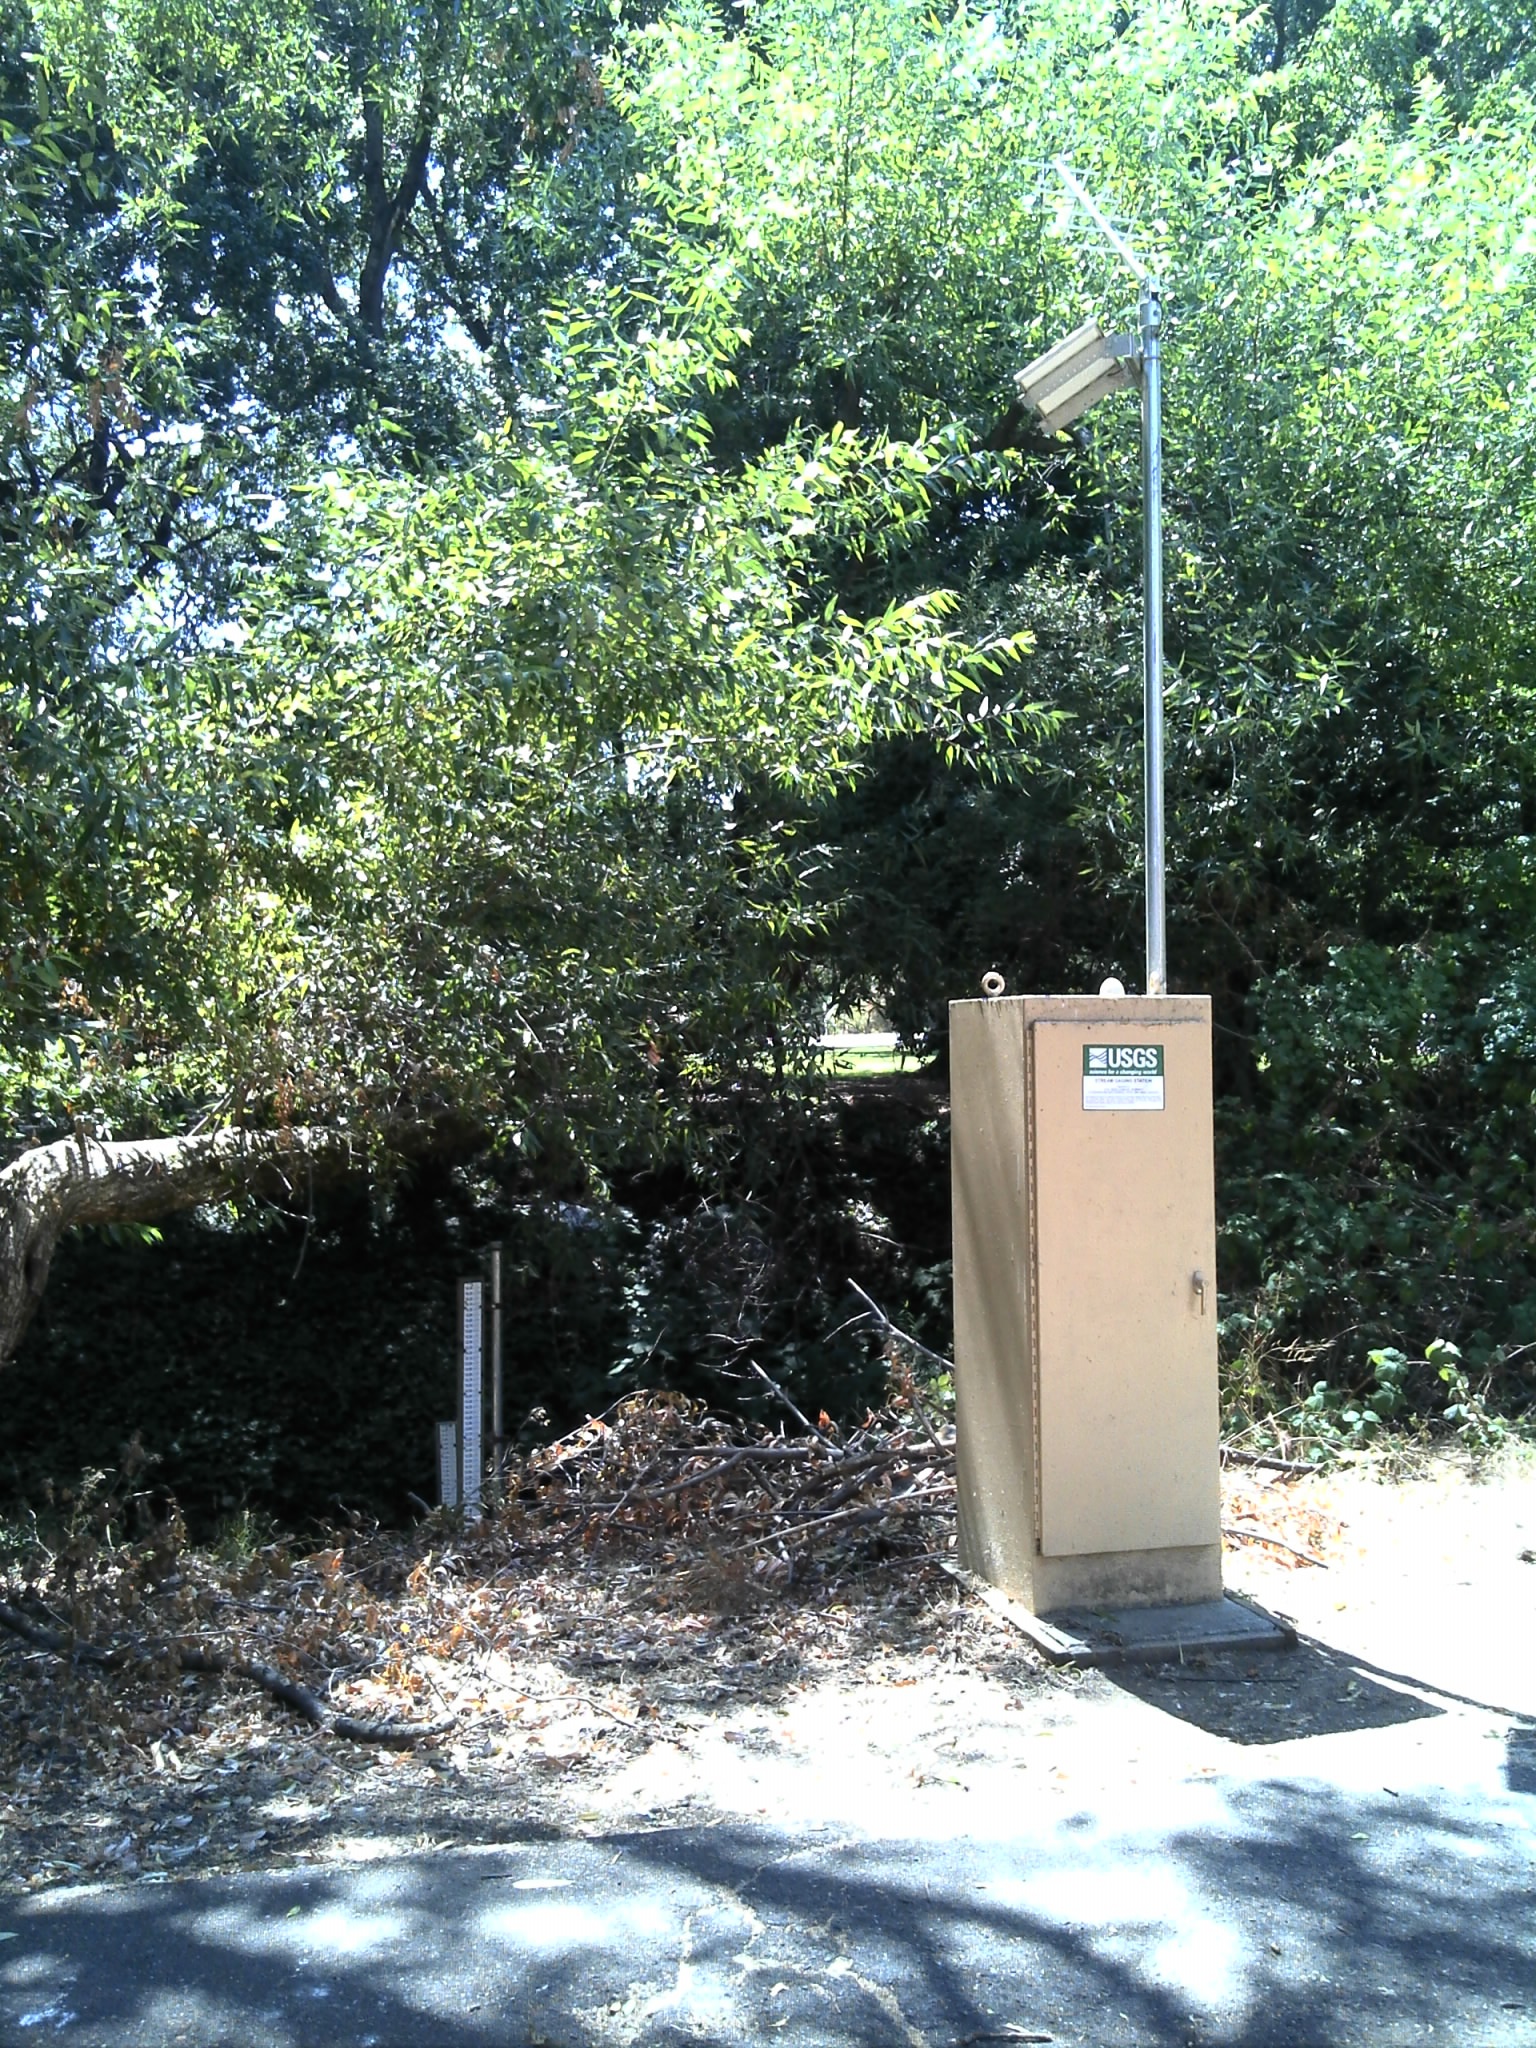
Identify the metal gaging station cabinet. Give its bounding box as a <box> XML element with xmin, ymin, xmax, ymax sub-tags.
<box><xmin>950</xmin><ymin>991</ymin><xmax>1221</xmax><ymax>1613</ymax></box>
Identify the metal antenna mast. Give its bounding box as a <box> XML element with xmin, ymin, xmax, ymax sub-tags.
<box><xmin>1050</xmin><ymin>160</ymin><xmax>1167</xmax><ymax>996</ymax></box>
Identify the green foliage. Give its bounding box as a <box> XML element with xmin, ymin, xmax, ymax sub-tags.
<box><xmin>1427</xmin><ymin>1337</ymin><xmax>1515</xmax><ymax>1450</ymax></box>
<box><xmin>1224</xmin><ymin>1331</ymin><xmax>1529</xmax><ymax>1462</ymax></box>
<box><xmin>1292</xmin><ymin>1334</ymin><xmax>1523</xmax><ymax>1455</ymax></box>
<box><xmin>3</xmin><ymin>0</ymin><xmax>1045</xmax><ymax>1169</ymax></box>
<box><xmin>5</xmin><ymin>0</ymin><xmax>1536</xmax><ymax>1511</ymax></box>
<box><xmin>1217</xmin><ymin>944</ymin><xmax>1536</xmax><ymax>1403</ymax></box>
<box><xmin>1299</xmin><ymin>1345</ymin><xmax>1411</xmax><ymax>1448</ymax></box>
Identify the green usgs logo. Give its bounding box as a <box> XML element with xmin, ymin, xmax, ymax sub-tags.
<box><xmin>1083</xmin><ymin>1044</ymin><xmax>1164</xmax><ymax>1076</ymax></box>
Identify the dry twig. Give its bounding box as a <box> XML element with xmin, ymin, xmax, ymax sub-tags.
<box><xmin>1221</xmin><ymin>1523</ymin><xmax>1328</xmax><ymax>1568</ymax></box>
<box><xmin>1220</xmin><ymin>1448</ymin><xmax>1319</xmax><ymax>1478</ymax></box>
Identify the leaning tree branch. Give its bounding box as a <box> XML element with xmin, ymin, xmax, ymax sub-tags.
<box><xmin>357</xmin><ymin>64</ymin><xmax>442</xmax><ymax>335</ymax></box>
<box><xmin>0</xmin><ymin>1126</ymin><xmax>358</xmax><ymax>1366</ymax></box>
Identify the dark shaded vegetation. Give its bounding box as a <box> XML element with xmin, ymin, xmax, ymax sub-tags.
<box><xmin>5</xmin><ymin>1083</ymin><xmax>952</xmax><ymax>1524</ymax></box>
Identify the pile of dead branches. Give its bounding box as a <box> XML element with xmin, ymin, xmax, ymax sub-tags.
<box><xmin>0</xmin><ymin>1380</ymin><xmax>957</xmax><ymax>1766</ymax></box>
<box><xmin>513</xmin><ymin>1379</ymin><xmax>954</xmax><ymax>1569</ymax></box>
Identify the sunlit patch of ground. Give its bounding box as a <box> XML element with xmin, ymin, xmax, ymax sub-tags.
<box><xmin>1</xmin><ymin>1416</ymin><xmax>1529</xmax><ymax>1895</ymax></box>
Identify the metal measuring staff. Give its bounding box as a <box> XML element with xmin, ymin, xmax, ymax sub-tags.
<box><xmin>1014</xmin><ymin>161</ymin><xmax>1166</xmax><ymax>995</ymax></box>
<box><xmin>487</xmin><ymin>1241</ymin><xmax>504</xmax><ymax>1472</ymax></box>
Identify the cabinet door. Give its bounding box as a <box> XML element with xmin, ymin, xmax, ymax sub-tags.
<box><xmin>1030</xmin><ymin>1018</ymin><xmax>1219</xmax><ymax>1557</ymax></box>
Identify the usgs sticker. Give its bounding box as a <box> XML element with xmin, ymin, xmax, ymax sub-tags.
<box><xmin>1082</xmin><ymin>1043</ymin><xmax>1165</xmax><ymax>1111</ymax></box>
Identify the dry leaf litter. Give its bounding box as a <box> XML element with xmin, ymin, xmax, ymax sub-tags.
<box><xmin>0</xmin><ymin>1389</ymin><xmax>1352</xmax><ymax>1895</ymax></box>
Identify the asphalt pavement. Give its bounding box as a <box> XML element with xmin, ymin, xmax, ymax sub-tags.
<box><xmin>3</xmin><ymin>1725</ymin><xmax>1533</xmax><ymax>2047</ymax></box>
<box><xmin>7</xmin><ymin>1461</ymin><xmax>1535</xmax><ymax>2047</ymax></box>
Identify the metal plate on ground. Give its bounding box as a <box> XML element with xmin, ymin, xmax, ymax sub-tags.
<box><xmin>942</xmin><ymin>1564</ymin><xmax>1295</xmax><ymax>1668</ymax></box>
<box><xmin>1037</xmin><ymin>1596</ymin><xmax>1294</xmax><ymax>1667</ymax></box>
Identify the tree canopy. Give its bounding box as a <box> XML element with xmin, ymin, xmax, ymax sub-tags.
<box><xmin>3</xmin><ymin>0</ymin><xmax>1536</xmax><ymax>1426</ymax></box>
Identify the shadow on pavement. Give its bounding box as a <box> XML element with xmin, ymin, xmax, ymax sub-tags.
<box><xmin>1106</xmin><ymin>1636</ymin><xmax>1442</xmax><ymax>1744</ymax></box>
<box><xmin>3</xmin><ymin>1775</ymin><xmax>1534</xmax><ymax>2046</ymax></box>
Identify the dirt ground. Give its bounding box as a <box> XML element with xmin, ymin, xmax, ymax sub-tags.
<box><xmin>1</xmin><ymin>1435</ymin><xmax>1532</xmax><ymax>1894</ymax></box>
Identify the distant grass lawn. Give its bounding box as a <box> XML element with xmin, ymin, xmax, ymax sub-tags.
<box><xmin>749</xmin><ymin>1033</ymin><xmax>938</xmax><ymax>1080</ymax></box>
<box><xmin>810</xmin><ymin>1032</ymin><xmax>926</xmax><ymax>1078</ymax></box>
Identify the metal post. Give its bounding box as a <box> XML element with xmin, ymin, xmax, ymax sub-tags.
<box><xmin>1140</xmin><ymin>279</ymin><xmax>1167</xmax><ymax>997</ymax></box>
<box><xmin>436</xmin><ymin>1420</ymin><xmax>460</xmax><ymax>1510</ymax></box>
<box><xmin>487</xmin><ymin>1243</ymin><xmax>503</xmax><ymax>1472</ymax></box>
<box><xmin>459</xmin><ymin>1277</ymin><xmax>483</xmax><ymax>1517</ymax></box>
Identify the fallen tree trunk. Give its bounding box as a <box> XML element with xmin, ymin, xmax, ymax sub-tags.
<box><xmin>0</xmin><ymin>1126</ymin><xmax>355</xmax><ymax>1366</ymax></box>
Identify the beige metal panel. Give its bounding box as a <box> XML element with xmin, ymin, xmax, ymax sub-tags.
<box><xmin>1030</xmin><ymin>1013</ymin><xmax>1219</xmax><ymax>1558</ymax></box>
<box><xmin>950</xmin><ymin>999</ymin><xmax>1036</xmax><ymax>1599</ymax></box>
<box><xmin>1036</xmin><ymin>357</ymin><xmax>1135</xmax><ymax>433</ymax></box>
<box><xmin>1016</xmin><ymin>322</ymin><xmax>1136</xmax><ymax>433</ymax></box>
<box><xmin>1014</xmin><ymin>321</ymin><xmax>1106</xmax><ymax>403</ymax></box>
